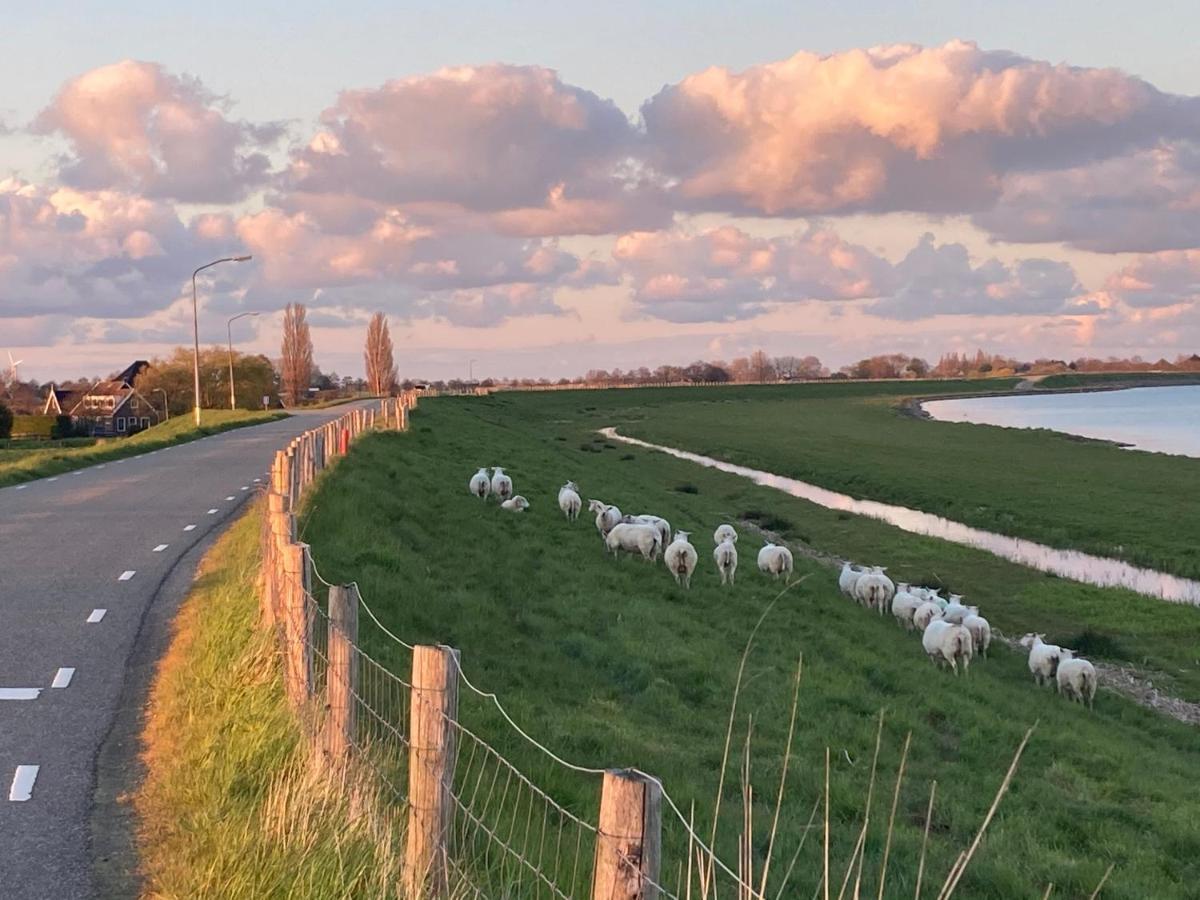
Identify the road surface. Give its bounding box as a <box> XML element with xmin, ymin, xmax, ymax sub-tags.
<box><xmin>0</xmin><ymin>405</ymin><xmax>372</xmax><ymax>899</ymax></box>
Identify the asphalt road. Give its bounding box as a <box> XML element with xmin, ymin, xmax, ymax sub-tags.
<box><xmin>0</xmin><ymin>404</ymin><xmax>373</xmax><ymax>899</ymax></box>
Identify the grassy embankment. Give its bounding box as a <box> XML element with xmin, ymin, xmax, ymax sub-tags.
<box><xmin>301</xmin><ymin>389</ymin><xmax>1200</xmax><ymax>899</ymax></box>
<box><xmin>1035</xmin><ymin>371</ymin><xmax>1200</xmax><ymax>390</ymax></box>
<box><xmin>135</xmin><ymin>506</ymin><xmax>404</xmax><ymax>898</ymax></box>
<box><xmin>0</xmin><ymin>409</ymin><xmax>286</xmax><ymax>488</ymax></box>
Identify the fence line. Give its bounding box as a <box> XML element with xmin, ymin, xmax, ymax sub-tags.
<box><xmin>258</xmin><ymin>391</ymin><xmax>761</xmax><ymax>899</ymax></box>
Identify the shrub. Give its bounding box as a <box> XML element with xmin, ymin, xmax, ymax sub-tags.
<box><xmin>52</xmin><ymin>414</ymin><xmax>77</xmax><ymax>439</ymax></box>
<box><xmin>674</xmin><ymin>482</ymin><xmax>700</xmax><ymax>494</ymax></box>
<box><xmin>0</xmin><ymin>403</ymin><xmax>12</xmax><ymax>439</ymax></box>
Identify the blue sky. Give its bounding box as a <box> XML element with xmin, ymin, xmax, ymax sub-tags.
<box><xmin>2</xmin><ymin>2</ymin><xmax>1199</xmax><ymax>380</ymax></box>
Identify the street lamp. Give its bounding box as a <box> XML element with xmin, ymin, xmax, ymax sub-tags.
<box><xmin>226</xmin><ymin>311</ymin><xmax>260</xmax><ymax>409</ymax></box>
<box><xmin>153</xmin><ymin>387</ymin><xmax>169</xmax><ymax>421</ymax></box>
<box><xmin>191</xmin><ymin>255</ymin><xmax>252</xmax><ymax>426</ymax></box>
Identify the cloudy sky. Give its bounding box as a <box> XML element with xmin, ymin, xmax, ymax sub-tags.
<box><xmin>3</xmin><ymin>0</ymin><xmax>1199</xmax><ymax>382</ymax></box>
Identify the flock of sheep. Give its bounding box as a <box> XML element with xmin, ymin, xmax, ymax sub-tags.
<box><xmin>466</xmin><ymin>467</ymin><xmax>794</xmax><ymax>589</ymax></box>
<box><xmin>839</xmin><ymin>563</ymin><xmax>1098</xmax><ymax>707</ymax></box>
<box><xmin>467</xmin><ymin>466</ymin><xmax>1097</xmax><ymax>709</ymax></box>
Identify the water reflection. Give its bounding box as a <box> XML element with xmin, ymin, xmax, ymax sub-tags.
<box><xmin>600</xmin><ymin>427</ymin><xmax>1200</xmax><ymax>606</ymax></box>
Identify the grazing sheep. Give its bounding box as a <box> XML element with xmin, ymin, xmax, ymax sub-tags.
<box><xmin>922</xmin><ymin>620</ymin><xmax>974</xmax><ymax>675</ymax></box>
<box><xmin>714</xmin><ymin>524</ymin><xmax>738</xmax><ymax>546</ymax></box>
<box><xmin>558</xmin><ymin>482</ymin><xmax>582</xmax><ymax>521</ymax></box>
<box><xmin>1019</xmin><ymin>633</ymin><xmax>1068</xmax><ymax>687</ymax></box>
<box><xmin>756</xmin><ymin>543</ymin><xmax>794</xmax><ymax>580</ymax></box>
<box><xmin>588</xmin><ymin>500</ymin><xmax>623</xmax><ymax>538</ymax></box>
<box><xmin>468</xmin><ymin>467</ymin><xmax>491</xmax><ymax>500</ymax></box>
<box><xmin>664</xmin><ymin>532</ymin><xmax>699</xmax><ymax>589</ymax></box>
<box><xmin>891</xmin><ymin>587</ymin><xmax>923</xmax><ymax>631</ymax></box>
<box><xmin>913</xmin><ymin>601</ymin><xmax>943</xmax><ymax>632</ymax></box>
<box><xmin>500</xmin><ymin>495</ymin><xmax>530</xmax><ymax>512</ymax></box>
<box><xmin>962</xmin><ymin>608</ymin><xmax>991</xmax><ymax>657</ymax></box>
<box><xmin>491</xmin><ymin>467</ymin><xmax>513</xmax><ymax>503</ymax></box>
<box><xmin>713</xmin><ymin>538</ymin><xmax>738</xmax><ymax>586</ymax></box>
<box><xmin>941</xmin><ymin>595</ymin><xmax>969</xmax><ymax>625</ymax></box>
<box><xmin>624</xmin><ymin>514</ymin><xmax>672</xmax><ymax>549</ymax></box>
<box><xmin>1056</xmin><ymin>656</ymin><xmax>1097</xmax><ymax>709</ymax></box>
<box><xmin>854</xmin><ymin>566</ymin><xmax>895</xmax><ymax>615</ymax></box>
<box><xmin>605</xmin><ymin>522</ymin><xmax>662</xmax><ymax>561</ymax></box>
<box><xmin>838</xmin><ymin>563</ymin><xmax>866</xmax><ymax>598</ymax></box>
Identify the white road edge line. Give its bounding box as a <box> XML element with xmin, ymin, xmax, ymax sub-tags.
<box><xmin>118</xmin><ymin>570</ymin><xmax>136</xmax><ymax>581</ymax></box>
<box><xmin>183</xmin><ymin>524</ymin><xmax>196</xmax><ymax>531</ymax></box>
<box><xmin>87</xmin><ymin>609</ymin><xmax>107</xmax><ymax>623</ymax></box>
<box><xmin>0</xmin><ymin>688</ymin><xmax>41</xmax><ymax>700</ymax></box>
<box><xmin>51</xmin><ymin>668</ymin><xmax>75</xmax><ymax>689</ymax></box>
<box><xmin>15</xmin><ymin>485</ymin><xmax>26</xmax><ymax>490</ymax></box>
<box><xmin>8</xmin><ymin>766</ymin><xmax>39</xmax><ymax>801</ymax></box>
<box><xmin>153</xmin><ymin>544</ymin><xmax>169</xmax><ymax>552</ymax></box>
<box><xmin>48</xmin><ymin>477</ymin><xmax>58</xmax><ymax>482</ymax></box>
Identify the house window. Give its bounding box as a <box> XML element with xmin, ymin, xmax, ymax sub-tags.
<box><xmin>141</xmin><ymin>417</ymin><xmax>150</xmax><ymax>428</ymax></box>
<box><xmin>116</xmin><ymin>417</ymin><xmax>126</xmax><ymax>433</ymax></box>
<box><xmin>131</xmin><ymin>398</ymin><xmax>139</xmax><ymax>411</ymax></box>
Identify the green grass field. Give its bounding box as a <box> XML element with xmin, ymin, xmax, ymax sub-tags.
<box><xmin>135</xmin><ymin>507</ymin><xmax>405</xmax><ymax>898</ymax></box>
<box><xmin>0</xmin><ymin>409</ymin><xmax>286</xmax><ymax>488</ymax></box>
<box><xmin>301</xmin><ymin>389</ymin><xmax>1200</xmax><ymax>899</ymax></box>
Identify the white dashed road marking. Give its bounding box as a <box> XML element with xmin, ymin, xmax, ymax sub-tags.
<box><xmin>0</xmin><ymin>688</ymin><xmax>41</xmax><ymax>700</ymax></box>
<box><xmin>118</xmin><ymin>570</ymin><xmax>136</xmax><ymax>581</ymax></box>
<box><xmin>51</xmin><ymin>668</ymin><xmax>75</xmax><ymax>689</ymax></box>
<box><xmin>87</xmin><ymin>609</ymin><xmax>107</xmax><ymax>623</ymax></box>
<box><xmin>225</xmin><ymin>495</ymin><xmax>235</xmax><ymax>501</ymax></box>
<box><xmin>240</xmin><ymin>486</ymin><xmax>249</xmax><ymax>491</ymax></box>
<box><xmin>97</xmin><ymin>464</ymin><xmax>106</xmax><ymax>469</ymax></box>
<box><xmin>48</xmin><ymin>477</ymin><xmax>58</xmax><ymax>482</ymax></box>
<box><xmin>9</xmin><ymin>766</ymin><xmax>39</xmax><ymax>801</ymax></box>
<box><xmin>153</xmin><ymin>544</ymin><xmax>169</xmax><ymax>552</ymax></box>
<box><xmin>207</xmin><ymin>509</ymin><xmax>218</xmax><ymax>515</ymax></box>
<box><xmin>253</xmin><ymin>478</ymin><xmax>261</xmax><ymax>483</ymax></box>
<box><xmin>183</xmin><ymin>524</ymin><xmax>196</xmax><ymax>531</ymax></box>
<box><xmin>15</xmin><ymin>485</ymin><xmax>26</xmax><ymax>490</ymax></box>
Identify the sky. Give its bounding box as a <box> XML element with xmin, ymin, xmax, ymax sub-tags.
<box><xmin>2</xmin><ymin>1</ymin><xmax>1199</xmax><ymax>382</ymax></box>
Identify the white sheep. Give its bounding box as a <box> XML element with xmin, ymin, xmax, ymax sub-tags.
<box><xmin>1019</xmin><ymin>633</ymin><xmax>1068</xmax><ymax>687</ymax></box>
<box><xmin>941</xmin><ymin>595</ymin><xmax>969</xmax><ymax>625</ymax></box>
<box><xmin>756</xmin><ymin>543</ymin><xmax>794</xmax><ymax>580</ymax></box>
<box><xmin>491</xmin><ymin>467</ymin><xmax>513</xmax><ymax>503</ymax></box>
<box><xmin>500</xmin><ymin>495</ymin><xmax>530</xmax><ymax>512</ymax></box>
<box><xmin>1056</xmin><ymin>656</ymin><xmax>1097</xmax><ymax>709</ymax></box>
<box><xmin>468</xmin><ymin>467</ymin><xmax>491</xmax><ymax>500</ymax></box>
<box><xmin>664</xmin><ymin>532</ymin><xmax>699</xmax><ymax>589</ymax></box>
<box><xmin>891</xmin><ymin>587</ymin><xmax>922</xmax><ymax>631</ymax></box>
<box><xmin>912</xmin><ymin>601</ymin><xmax>943</xmax><ymax>632</ymax></box>
<box><xmin>713</xmin><ymin>524</ymin><xmax>738</xmax><ymax>546</ymax></box>
<box><xmin>558</xmin><ymin>481</ymin><xmax>582</xmax><ymax>521</ymax></box>
<box><xmin>624</xmin><ymin>514</ymin><xmax>672</xmax><ymax>550</ymax></box>
<box><xmin>838</xmin><ymin>563</ymin><xmax>865</xmax><ymax>598</ymax></box>
<box><xmin>588</xmin><ymin>500</ymin><xmax>623</xmax><ymax>538</ymax></box>
<box><xmin>922</xmin><ymin>620</ymin><xmax>974</xmax><ymax>675</ymax></box>
<box><xmin>962</xmin><ymin>607</ymin><xmax>991</xmax><ymax>657</ymax></box>
<box><xmin>713</xmin><ymin>538</ymin><xmax>738</xmax><ymax>586</ymax></box>
<box><xmin>605</xmin><ymin>522</ymin><xmax>662</xmax><ymax>561</ymax></box>
<box><xmin>854</xmin><ymin>566</ymin><xmax>895</xmax><ymax>615</ymax></box>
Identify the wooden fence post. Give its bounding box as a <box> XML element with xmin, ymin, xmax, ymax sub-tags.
<box><xmin>593</xmin><ymin>770</ymin><xmax>663</xmax><ymax>900</ymax></box>
<box><xmin>404</xmin><ymin>645</ymin><xmax>460</xmax><ymax>899</ymax></box>
<box><xmin>325</xmin><ymin>584</ymin><xmax>358</xmax><ymax>764</ymax></box>
<box><xmin>283</xmin><ymin>542</ymin><xmax>313</xmax><ymax>708</ymax></box>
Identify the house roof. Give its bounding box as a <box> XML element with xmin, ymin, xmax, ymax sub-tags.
<box><xmin>113</xmin><ymin>360</ymin><xmax>149</xmax><ymax>386</ymax></box>
<box><xmin>45</xmin><ymin>387</ymin><xmax>82</xmax><ymax>415</ymax></box>
<box><xmin>84</xmin><ymin>380</ymin><xmax>135</xmax><ymax>398</ymax></box>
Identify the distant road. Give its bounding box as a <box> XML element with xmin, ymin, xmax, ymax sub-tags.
<box><xmin>0</xmin><ymin>403</ymin><xmax>374</xmax><ymax>900</ymax></box>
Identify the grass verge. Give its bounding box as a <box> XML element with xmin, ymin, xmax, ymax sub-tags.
<box><xmin>0</xmin><ymin>409</ymin><xmax>287</xmax><ymax>488</ymax></box>
<box><xmin>302</xmin><ymin>396</ymin><xmax>1199</xmax><ymax>899</ymax></box>
<box><xmin>135</xmin><ymin>505</ymin><xmax>404</xmax><ymax>899</ymax></box>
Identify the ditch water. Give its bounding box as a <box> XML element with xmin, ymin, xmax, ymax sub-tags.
<box><xmin>599</xmin><ymin>427</ymin><xmax>1200</xmax><ymax>606</ymax></box>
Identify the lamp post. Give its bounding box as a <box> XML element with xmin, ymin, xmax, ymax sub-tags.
<box><xmin>226</xmin><ymin>311</ymin><xmax>260</xmax><ymax>409</ymax></box>
<box><xmin>153</xmin><ymin>387</ymin><xmax>169</xmax><ymax>421</ymax></box>
<box><xmin>191</xmin><ymin>255</ymin><xmax>252</xmax><ymax>426</ymax></box>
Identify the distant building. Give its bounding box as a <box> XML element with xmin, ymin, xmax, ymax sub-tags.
<box><xmin>43</xmin><ymin>360</ymin><xmax>161</xmax><ymax>437</ymax></box>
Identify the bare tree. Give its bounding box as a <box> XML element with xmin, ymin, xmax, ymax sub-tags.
<box><xmin>748</xmin><ymin>349</ymin><xmax>776</xmax><ymax>382</ymax></box>
<box><xmin>363</xmin><ymin>312</ymin><xmax>397</xmax><ymax>395</ymax></box>
<box><xmin>280</xmin><ymin>303</ymin><xmax>314</xmax><ymax>406</ymax></box>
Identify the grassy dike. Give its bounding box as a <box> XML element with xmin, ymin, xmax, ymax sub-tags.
<box><xmin>134</xmin><ymin>505</ymin><xmax>404</xmax><ymax>898</ymax></box>
<box><xmin>0</xmin><ymin>409</ymin><xmax>287</xmax><ymax>488</ymax></box>
<box><xmin>301</xmin><ymin>395</ymin><xmax>1200</xmax><ymax>899</ymax></box>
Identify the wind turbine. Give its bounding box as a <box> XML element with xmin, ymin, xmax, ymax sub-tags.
<box><xmin>6</xmin><ymin>351</ymin><xmax>23</xmax><ymax>385</ymax></box>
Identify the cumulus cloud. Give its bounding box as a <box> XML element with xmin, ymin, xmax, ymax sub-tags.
<box><xmin>611</xmin><ymin>225</ymin><xmax>1086</xmax><ymax>322</ymax></box>
<box><xmin>34</xmin><ymin>60</ymin><xmax>283</xmax><ymax>202</ymax></box>
<box><xmin>285</xmin><ymin>64</ymin><xmax>670</xmax><ymax>236</ymax></box>
<box><xmin>1100</xmin><ymin>249</ymin><xmax>1200</xmax><ymax>308</ymax></box>
<box><xmin>641</xmin><ymin>40</ymin><xmax>1200</xmax><ymax>218</ymax></box>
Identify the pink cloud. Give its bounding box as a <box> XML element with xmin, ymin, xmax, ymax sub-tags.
<box><xmin>34</xmin><ymin>60</ymin><xmax>282</xmax><ymax>202</ymax></box>
<box><xmin>1101</xmin><ymin>250</ymin><xmax>1200</xmax><ymax>308</ymax></box>
<box><xmin>642</xmin><ymin>40</ymin><xmax>1200</xmax><ymax>218</ymax></box>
